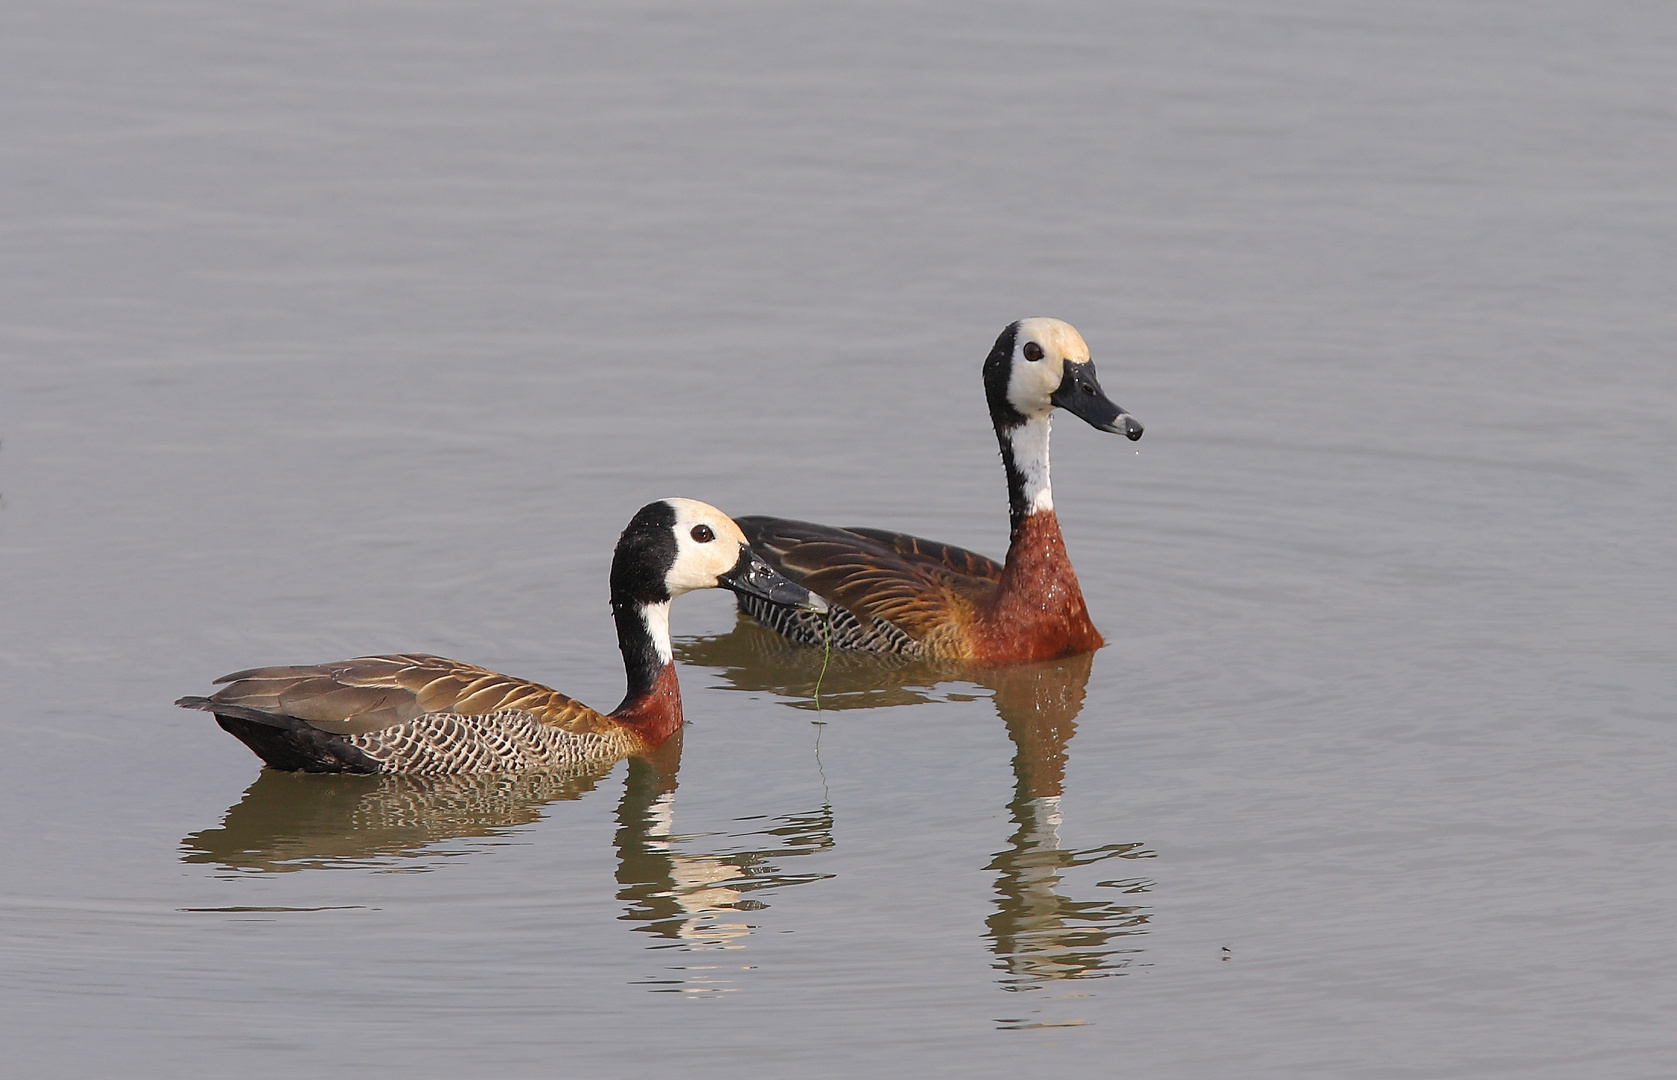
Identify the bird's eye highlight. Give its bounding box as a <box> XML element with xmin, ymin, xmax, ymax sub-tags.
<box><xmin>1023</xmin><ymin>341</ymin><xmax>1044</xmax><ymax>362</ymax></box>
<box><xmin>690</xmin><ymin>524</ymin><xmax>715</xmax><ymax>543</ymax></box>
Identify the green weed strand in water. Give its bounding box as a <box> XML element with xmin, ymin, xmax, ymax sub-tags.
<box><xmin>812</xmin><ymin>605</ymin><xmax>834</xmax><ymax>718</ymax></box>
<box><xmin>812</xmin><ymin>605</ymin><xmax>834</xmax><ymax>805</ymax></box>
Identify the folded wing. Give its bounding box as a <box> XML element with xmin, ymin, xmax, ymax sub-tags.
<box><xmin>185</xmin><ymin>653</ymin><xmax>609</xmax><ymax>736</ymax></box>
<box><xmin>734</xmin><ymin>517</ymin><xmax>1001</xmax><ymax>655</ymax></box>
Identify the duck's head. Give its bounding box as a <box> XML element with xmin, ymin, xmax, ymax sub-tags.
<box><xmin>611</xmin><ymin>498</ymin><xmax>826</xmax><ymax>612</ymax></box>
<box><xmin>982</xmin><ymin>317</ymin><xmax>1143</xmax><ymax>440</ymax></box>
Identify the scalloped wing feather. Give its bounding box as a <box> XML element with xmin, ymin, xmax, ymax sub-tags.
<box><xmin>736</xmin><ymin>517</ymin><xmax>997</xmax><ymax>646</ymax></box>
<box><xmin>840</xmin><ymin>527</ymin><xmax>1004</xmax><ymax>582</ymax></box>
<box><xmin>204</xmin><ymin>654</ymin><xmax>608</xmax><ymax>737</ymax></box>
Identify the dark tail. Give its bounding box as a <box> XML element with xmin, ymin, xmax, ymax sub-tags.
<box><xmin>177</xmin><ymin>697</ymin><xmax>381</xmax><ymax>774</ymax></box>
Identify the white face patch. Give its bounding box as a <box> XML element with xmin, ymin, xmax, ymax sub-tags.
<box><xmin>660</xmin><ymin>497</ymin><xmax>751</xmax><ymax>597</ymax></box>
<box><xmin>1007</xmin><ymin>317</ymin><xmax>1091</xmax><ymax>419</ymax></box>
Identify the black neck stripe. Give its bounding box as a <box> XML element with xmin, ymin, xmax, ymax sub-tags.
<box><xmin>610</xmin><ymin>501</ymin><xmax>679</xmax><ymax>700</ymax></box>
<box><xmin>981</xmin><ymin>322</ymin><xmax>1036</xmax><ymax>532</ymax></box>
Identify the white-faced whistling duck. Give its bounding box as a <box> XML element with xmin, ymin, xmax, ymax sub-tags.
<box><xmin>177</xmin><ymin>499</ymin><xmax>824</xmax><ymax>773</ymax></box>
<box><xmin>735</xmin><ymin>318</ymin><xmax>1142</xmax><ymax>664</ymax></box>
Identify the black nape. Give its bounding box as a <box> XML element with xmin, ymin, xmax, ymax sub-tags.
<box><xmin>981</xmin><ymin>322</ymin><xmax>1038</xmax><ymax>532</ymax></box>
<box><xmin>610</xmin><ymin>500</ymin><xmax>682</xmax><ymax>701</ymax></box>
<box><xmin>981</xmin><ymin>321</ymin><xmax>1029</xmax><ymax>433</ymax></box>
<box><xmin>610</xmin><ymin>500</ymin><xmax>679</xmax><ymax>609</ymax></box>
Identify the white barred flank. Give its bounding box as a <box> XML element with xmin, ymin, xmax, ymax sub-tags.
<box><xmin>348</xmin><ymin>708</ymin><xmax>639</xmax><ymax>775</ymax></box>
<box><xmin>735</xmin><ymin>592</ymin><xmax>925</xmax><ymax>656</ymax></box>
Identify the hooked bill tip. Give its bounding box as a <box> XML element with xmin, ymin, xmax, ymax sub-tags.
<box><xmin>805</xmin><ymin>593</ymin><xmax>830</xmax><ymax>613</ymax></box>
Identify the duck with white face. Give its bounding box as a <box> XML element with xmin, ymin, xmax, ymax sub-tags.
<box><xmin>734</xmin><ymin>318</ymin><xmax>1142</xmax><ymax>664</ymax></box>
<box><xmin>987</xmin><ymin>317</ymin><xmax>1144</xmax><ymax>527</ymax></box>
<box><xmin>177</xmin><ymin>498</ymin><xmax>825</xmax><ymax>774</ymax></box>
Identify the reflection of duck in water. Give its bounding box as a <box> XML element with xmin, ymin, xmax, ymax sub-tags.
<box><xmin>176</xmin><ymin>499</ymin><xmax>821</xmax><ymax>774</ymax></box>
<box><xmin>730</xmin><ymin>318</ymin><xmax>1142</xmax><ymax>663</ymax></box>
<box><xmin>677</xmin><ymin>619</ymin><xmax>955</xmax><ymax>710</ymax></box>
<box><xmin>182</xmin><ymin>735</ymin><xmax>835</xmax><ymax>995</ymax></box>
<box><xmin>983</xmin><ymin>656</ymin><xmax>1154</xmax><ymax>991</ymax></box>
<box><xmin>181</xmin><ymin>760</ymin><xmax>615</xmax><ymax>872</ymax></box>
<box><xmin>677</xmin><ymin>627</ymin><xmax>1154</xmax><ymax>991</ymax></box>
<box><xmin>614</xmin><ymin>751</ymin><xmax>834</xmax><ymax>981</ymax></box>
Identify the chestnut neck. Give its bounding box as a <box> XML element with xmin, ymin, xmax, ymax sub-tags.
<box><xmin>610</xmin><ymin>661</ymin><xmax>684</xmax><ymax>748</ymax></box>
<box><xmin>972</xmin><ymin>505</ymin><xmax>1104</xmax><ymax>663</ymax></box>
<box><xmin>997</xmin><ymin>508</ymin><xmax>1078</xmax><ymax>605</ymax></box>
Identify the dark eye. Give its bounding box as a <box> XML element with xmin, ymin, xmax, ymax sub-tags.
<box><xmin>1023</xmin><ymin>341</ymin><xmax>1044</xmax><ymax>362</ymax></box>
<box><xmin>690</xmin><ymin>524</ymin><xmax>715</xmax><ymax>543</ymax></box>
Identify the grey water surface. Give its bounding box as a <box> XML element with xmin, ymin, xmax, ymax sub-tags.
<box><xmin>3</xmin><ymin>1</ymin><xmax>1674</xmax><ymax>1077</ymax></box>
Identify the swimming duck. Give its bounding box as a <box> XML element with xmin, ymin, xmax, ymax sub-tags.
<box><xmin>177</xmin><ymin>499</ymin><xmax>824</xmax><ymax>774</ymax></box>
<box><xmin>735</xmin><ymin>318</ymin><xmax>1141</xmax><ymax>664</ymax></box>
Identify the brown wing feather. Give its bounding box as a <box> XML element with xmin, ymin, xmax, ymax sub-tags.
<box><xmin>840</xmin><ymin>527</ymin><xmax>1004</xmax><ymax>582</ymax></box>
<box><xmin>204</xmin><ymin>654</ymin><xmax>609</xmax><ymax>736</ymax></box>
<box><xmin>737</xmin><ymin>517</ymin><xmax>998</xmax><ymax>642</ymax></box>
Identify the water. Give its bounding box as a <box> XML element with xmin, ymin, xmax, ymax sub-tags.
<box><xmin>3</xmin><ymin>1</ymin><xmax>1674</xmax><ymax>1075</ymax></box>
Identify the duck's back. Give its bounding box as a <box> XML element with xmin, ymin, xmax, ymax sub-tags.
<box><xmin>734</xmin><ymin>516</ymin><xmax>1003</xmax><ymax>658</ymax></box>
<box><xmin>178</xmin><ymin>654</ymin><xmax>636</xmax><ymax>774</ymax></box>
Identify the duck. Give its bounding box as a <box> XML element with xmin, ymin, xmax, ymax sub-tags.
<box><xmin>176</xmin><ymin>498</ymin><xmax>824</xmax><ymax>774</ymax></box>
<box><xmin>733</xmin><ymin>318</ymin><xmax>1141</xmax><ymax>664</ymax></box>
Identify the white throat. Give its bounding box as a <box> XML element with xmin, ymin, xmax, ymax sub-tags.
<box><xmin>639</xmin><ymin>601</ymin><xmax>673</xmax><ymax>666</ymax></box>
<box><xmin>1009</xmin><ymin>415</ymin><xmax>1054</xmax><ymax>516</ymax></box>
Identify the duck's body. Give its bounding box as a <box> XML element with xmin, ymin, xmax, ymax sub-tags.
<box><xmin>178</xmin><ymin>499</ymin><xmax>821</xmax><ymax>774</ymax></box>
<box><xmin>736</xmin><ymin>319</ymin><xmax>1141</xmax><ymax>664</ymax></box>
<box><xmin>190</xmin><ymin>653</ymin><xmax>674</xmax><ymax>774</ymax></box>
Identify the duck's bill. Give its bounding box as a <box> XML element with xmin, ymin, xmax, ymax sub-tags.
<box><xmin>718</xmin><ymin>548</ymin><xmax>829</xmax><ymax>612</ymax></box>
<box><xmin>1052</xmin><ymin>359</ymin><xmax>1144</xmax><ymax>441</ymax></box>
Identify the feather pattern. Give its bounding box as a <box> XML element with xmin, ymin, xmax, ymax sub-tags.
<box><xmin>735</xmin><ymin>589</ymin><xmax>923</xmax><ymax>654</ymax></box>
<box><xmin>736</xmin><ymin>517</ymin><xmax>996</xmax><ymax>658</ymax></box>
<box><xmin>179</xmin><ymin>654</ymin><xmax>639</xmax><ymax>774</ymax></box>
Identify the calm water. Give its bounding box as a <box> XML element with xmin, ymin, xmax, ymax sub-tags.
<box><xmin>3</xmin><ymin>1</ymin><xmax>1674</xmax><ymax>1076</ymax></box>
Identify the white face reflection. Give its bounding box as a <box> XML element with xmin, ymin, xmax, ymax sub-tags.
<box><xmin>1007</xmin><ymin>317</ymin><xmax>1091</xmax><ymax>419</ymax></box>
<box><xmin>661</xmin><ymin>497</ymin><xmax>750</xmax><ymax>597</ymax></box>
